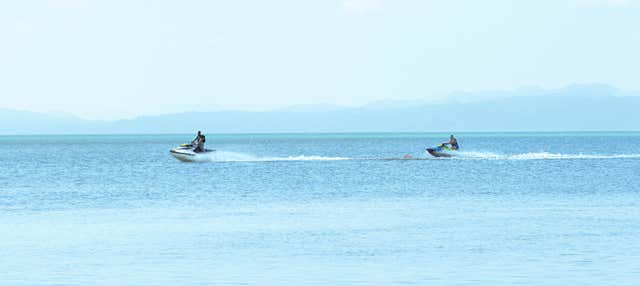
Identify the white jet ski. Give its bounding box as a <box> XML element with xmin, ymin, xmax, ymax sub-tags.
<box><xmin>170</xmin><ymin>143</ymin><xmax>215</xmax><ymax>162</ymax></box>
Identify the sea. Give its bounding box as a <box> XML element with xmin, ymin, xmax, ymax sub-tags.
<box><xmin>1</xmin><ymin>132</ymin><xmax>639</xmax><ymax>285</ymax></box>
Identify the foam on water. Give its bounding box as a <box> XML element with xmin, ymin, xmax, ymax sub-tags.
<box><xmin>192</xmin><ymin>150</ymin><xmax>640</xmax><ymax>162</ymax></box>
<box><xmin>201</xmin><ymin>151</ymin><xmax>350</xmax><ymax>162</ymax></box>
<box><xmin>454</xmin><ymin>151</ymin><xmax>640</xmax><ymax>160</ymax></box>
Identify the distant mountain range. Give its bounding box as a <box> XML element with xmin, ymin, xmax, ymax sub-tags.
<box><xmin>2</xmin><ymin>84</ymin><xmax>639</xmax><ymax>134</ymax></box>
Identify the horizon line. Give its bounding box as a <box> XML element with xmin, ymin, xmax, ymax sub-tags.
<box><xmin>2</xmin><ymin>130</ymin><xmax>640</xmax><ymax>137</ymax></box>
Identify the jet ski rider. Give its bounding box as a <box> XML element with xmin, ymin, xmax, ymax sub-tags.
<box><xmin>193</xmin><ymin>131</ymin><xmax>206</xmax><ymax>153</ymax></box>
<box><xmin>191</xmin><ymin>131</ymin><xmax>202</xmax><ymax>146</ymax></box>
<box><xmin>443</xmin><ymin>134</ymin><xmax>459</xmax><ymax>150</ymax></box>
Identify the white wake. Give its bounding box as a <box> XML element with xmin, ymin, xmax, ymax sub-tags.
<box><xmin>185</xmin><ymin>150</ymin><xmax>640</xmax><ymax>163</ymax></box>
<box><xmin>455</xmin><ymin>151</ymin><xmax>640</xmax><ymax>160</ymax></box>
<box><xmin>200</xmin><ymin>151</ymin><xmax>350</xmax><ymax>162</ymax></box>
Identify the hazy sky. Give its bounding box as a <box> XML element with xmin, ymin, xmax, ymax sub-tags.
<box><xmin>1</xmin><ymin>0</ymin><xmax>639</xmax><ymax>119</ymax></box>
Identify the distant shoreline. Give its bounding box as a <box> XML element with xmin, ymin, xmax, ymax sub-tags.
<box><xmin>3</xmin><ymin>84</ymin><xmax>639</xmax><ymax>135</ymax></box>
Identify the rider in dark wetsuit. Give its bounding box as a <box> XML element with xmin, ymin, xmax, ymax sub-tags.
<box><xmin>445</xmin><ymin>134</ymin><xmax>459</xmax><ymax>150</ymax></box>
<box><xmin>191</xmin><ymin>131</ymin><xmax>202</xmax><ymax>146</ymax></box>
<box><xmin>194</xmin><ymin>134</ymin><xmax>206</xmax><ymax>153</ymax></box>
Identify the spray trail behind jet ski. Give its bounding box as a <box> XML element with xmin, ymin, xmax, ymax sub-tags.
<box><xmin>201</xmin><ymin>151</ymin><xmax>350</xmax><ymax>162</ymax></box>
<box><xmin>174</xmin><ymin>149</ymin><xmax>640</xmax><ymax>163</ymax></box>
<box><xmin>450</xmin><ymin>151</ymin><xmax>640</xmax><ymax>160</ymax></box>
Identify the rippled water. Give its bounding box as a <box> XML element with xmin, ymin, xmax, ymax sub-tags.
<box><xmin>1</xmin><ymin>133</ymin><xmax>639</xmax><ymax>285</ymax></box>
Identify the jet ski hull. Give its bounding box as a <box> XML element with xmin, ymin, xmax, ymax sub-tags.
<box><xmin>426</xmin><ymin>144</ymin><xmax>456</xmax><ymax>158</ymax></box>
<box><xmin>170</xmin><ymin>147</ymin><xmax>215</xmax><ymax>162</ymax></box>
<box><xmin>426</xmin><ymin>148</ymin><xmax>454</xmax><ymax>158</ymax></box>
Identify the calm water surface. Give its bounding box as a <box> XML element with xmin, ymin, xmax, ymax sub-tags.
<box><xmin>1</xmin><ymin>133</ymin><xmax>639</xmax><ymax>285</ymax></box>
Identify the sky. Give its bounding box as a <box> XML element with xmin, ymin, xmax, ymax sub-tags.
<box><xmin>1</xmin><ymin>0</ymin><xmax>639</xmax><ymax>120</ymax></box>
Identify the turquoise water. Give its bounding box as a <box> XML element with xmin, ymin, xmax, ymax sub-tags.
<box><xmin>1</xmin><ymin>133</ymin><xmax>640</xmax><ymax>285</ymax></box>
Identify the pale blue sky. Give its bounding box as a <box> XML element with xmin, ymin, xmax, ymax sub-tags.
<box><xmin>1</xmin><ymin>0</ymin><xmax>639</xmax><ymax>119</ymax></box>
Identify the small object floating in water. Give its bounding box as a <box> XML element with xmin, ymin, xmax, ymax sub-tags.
<box><xmin>403</xmin><ymin>154</ymin><xmax>413</xmax><ymax>159</ymax></box>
